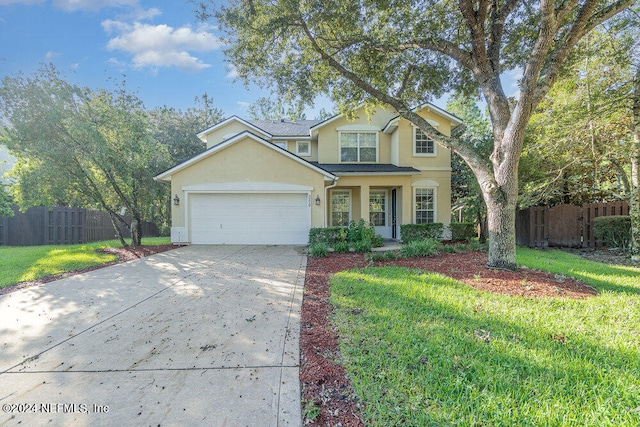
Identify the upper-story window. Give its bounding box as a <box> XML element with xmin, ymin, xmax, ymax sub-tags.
<box><xmin>296</xmin><ymin>141</ymin><xmax>311</xmax><ymax>156</ymax></box>
<box><xmin>274</xmin><ymin>141</ymin><xmax>288</xmax><ymax>150</ymax></box>
<box><xmin>340</xmin><ymin>132</ymin><xmax>378</xmax><ymax>162</ymax></box>
<box><xmin>414</xmin><ymin>128</ymin><xmax>435</xmax><ymax>156</ymax></box>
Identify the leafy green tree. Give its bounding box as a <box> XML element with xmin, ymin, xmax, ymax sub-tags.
<box><xmin>447</xmin><ymin>94</ymin><xmax>492</xmax><ymax>242</ymax></box>
<box><xmin>520</xmin><ymin>28</ymin><xmax>634</xmax><ymax>207</ymax></box>
<box><xmin>197</xmin><ymin>0</ymin><xmax>634</xmax><ymax>269</ymax></box>
<box><xmin>247</xmin><ymin>96</ymin><xmax>307</xmax><ymax>121</ymax></box>
<box><xmin>149</xmin><ymin>93</ymin><xmax>224</xmax><ymax>166</ymax></box>
<box><xmin>0</xmin><ymin>65</ymin><xmax>170</xmax><ymax>246</ymax></box>
<box><xmin>0</xmin><ymin>185</ymin><xmax>13</xmax><ymax>217</ymax></box>
<box><xmin>147</xmin><ymin>94</ymin><xmax>224</xmax><ymax>230</ymax></box>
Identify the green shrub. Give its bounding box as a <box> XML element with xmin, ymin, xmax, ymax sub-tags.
<box><xmin>439</xmin><ymin>244</ymin><xmax>457</xmax><ymax>253</ymax></box>
<box><xmin>400</xmin><ymin>238</ymin><xmax>439</xmax><ymax>258</ymax></box>
<box><xmin>369</xmin><ymin>252</ymin><xmax>386</xmax><ymax>262</ymax></box>
<box><xmin>333</xmin><ymin>241</ymin><xmax>351</xmax><ymax>253</ymax></box>
<box><xmin>311</xmin><ymin>220</ymin><xmax>382</xmax><ymax>251</ymax></box>
<box><xmin>468</xmin><ymin>237</ymin><xmax>486</xmax><ymax>251</ymax></box>
<box><xmin>594</xmin><ymin>216</ymin><xmax>631</xmax><ymax>250</ymax></box>
<box><xmin>308</xmin><ymin>227</ymin><xmax>345</xmax><ymax>245</ymax></box>
<box><xmin>400</xmin><ymin>223</ymin><xmax>444</xmax><ymax>243</ymax></box>
<box><xmin>454</xmin><ymin>243</ymin><xmax>470</xmax><ymax>252</ymax></box>
<box><xmin>348</xmin><ymin>219</ymin><xmax>375</xmax><ymax>243</ymax></box>
<box><xmin>309</xmin><ymin>242</ymin><xmax>329</xmax><ymax>257</ymax></box>
<box><xmin>450</xmin><ymin>222</ymin><xmax>476</xmax><ymax>241</ymax></box>
<box><xmin>353</xmin><ymin>238</ymin><xmax>373</xmax><ymax>253</ymax></box>
<box><xmin>384</xmin><ymin>250</ymin><xmax>399</xmax><ymax>260</ymax></box>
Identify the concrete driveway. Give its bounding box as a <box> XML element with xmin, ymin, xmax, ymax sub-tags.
<box><xmin>0</xmin><ymin>245</ymin><xmax>305</xmax><ymax>426</ymax></box>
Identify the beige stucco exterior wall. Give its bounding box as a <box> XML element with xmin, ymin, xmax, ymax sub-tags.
<box><xmin>316</xmin><ymin>108</ymin><xmax>398</xmax><ymax>163</ymax></box>
<box><xmin>200</xmin><ymin>122</ymin><xmax>269</xmax><ymax>149</ymax></box>
<box><xmin>168</xmin><ymin>137</ymin><xmax>328</xmax><ymax>229</ymax></box>
<box><xmin>393</xmin><ymin>109</ymin><xmax>452</xmax><ymax>169</ymax></box>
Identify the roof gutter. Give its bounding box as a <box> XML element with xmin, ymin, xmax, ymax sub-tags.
<box><xmin>324</xmin><ymin>178</ymin><xmax>340</xmax><ymax>227</ymax></box>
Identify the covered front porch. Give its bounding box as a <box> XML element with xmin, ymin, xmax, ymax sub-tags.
<box><xmin>324</xmin><ymin>175</ymin><xmax>422</xmax><ymax>239</ymax></box>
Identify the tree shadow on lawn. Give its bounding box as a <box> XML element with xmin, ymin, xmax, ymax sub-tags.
<box><xmin>330</xmin><ymin>267</ymin><xmax>640</xmax><ymax>425</ymax></box>
<box><xmin>518</xmin><ymin>249</ymin><xmax>640</xmax><ymax>296</ymax></box>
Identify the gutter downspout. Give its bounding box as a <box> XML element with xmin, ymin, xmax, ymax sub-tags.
<box><xmin>324</xmin><ymin>177</ymin><xmax>339</xmax><ymax>227</ymax></box>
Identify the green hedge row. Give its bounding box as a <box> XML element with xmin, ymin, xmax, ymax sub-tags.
<box><xmin>308</xmin><ymin>226</ymin><xmax>346</xmax><ymax>246</ymax></box>
<box><xmin>308</xmin><ymin>219</ymin><xmax>383</xmax><ymax>256</ymax></box>
<box><xmin>593</xmin><ymin>216</ymin><xmax>631</xmax><ymax>249</ymax></box>
<box><xmin>450</xmin><ymin>222</ymin><xmax>476</xmax><ymax>241</ymax></box>
<box><xmin>400</xmin><ymin>223</ymin><xmax>444</xmax><ymax>243</ymax></box>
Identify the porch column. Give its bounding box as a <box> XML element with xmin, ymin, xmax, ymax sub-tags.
<box><xmin>402</xmin><ymin>184</ymin><xmax>412</xmax><ymax>226</ymax></box>
<box><xmin>360</xmin><ymin>184</ymin><xmax>370</xmax><ymax>224</ymax></box>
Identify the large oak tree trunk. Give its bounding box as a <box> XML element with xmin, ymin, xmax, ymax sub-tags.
<box><xmin>630</xmin><ymin>66</ymin><xmax>640</xmax><ymax>258</ymax></box>
<box><xmin>484</xmin><ymin>188</ymin><xmax>518</xmax><ymax>270</ymax></box>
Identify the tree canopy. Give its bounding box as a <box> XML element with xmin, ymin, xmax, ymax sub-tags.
<box><xmin>520</xmin><ymin>27</ymin><xmax>635</xmax><ymax>207</ymax></box>
<box><xmin>200</xmin><ymin>0</ymin><xmax>636</xmax><ymax>269</ymax></box>
<box><xmin>0</xmin><ymin>65</ymin><xmax>170</xmax><ymax>246</ymax></box>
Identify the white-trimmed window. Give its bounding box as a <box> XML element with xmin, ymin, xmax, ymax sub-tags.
<box><xmin>296</xmin><ymin>141</ymin><xmax>311</xmax><ymax>156</ymax></box>
<box><xmin>369</xmin><ymin>190</ymin><xmax>387</xmax><ymax>226</ymax></box>
<box><xmin>414</xmin><ymin>128</ymin><xmax>436</xmax><ymax>156</ymax></box>
<box><xmin>339</xmin><ymin>132</ymin><xmax>378</xmax><ymax>162</ymax></box>
<box><xmin>415</xmin><ymin>187</ymin><xmax>436</xmax><ymax>224</ymax></box>
<box><xmin>274</xmin><ymin>141</ymin><xmax>288</xmax><ymax>150</ymax></box>
<box><xmin>331</xmin><ymin>190</ymin><xmax>351</xmax><ymax>226</ymax></box>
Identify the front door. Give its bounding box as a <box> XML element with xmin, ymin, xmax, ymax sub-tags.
<box><xmin>370</xmin><ymin>190</ymin><xmax>392</xmax><ymax>239</ymax></box>
<box><xmin>391</xmin><ymin>189</ymin><xmax>397</xmax><ymax>239</ymax></box>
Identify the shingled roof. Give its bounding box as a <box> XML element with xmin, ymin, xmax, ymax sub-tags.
<box><xmin>247</xmin><ymin>119</ymin><xmax>322</xmax><ymax>137</ymax></box>
<box><xmin>311</xmin><ymin>163</ymin><xmax>419</xmax><ymax>174</ymax></box>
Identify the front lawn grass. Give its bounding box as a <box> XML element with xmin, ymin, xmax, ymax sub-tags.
<box><xmin>331</xmin><ymin>248</ymin><xmax>640</xmax><ymax>426</ymax></box>
<box><xmin>0</xmin><ymin>237</ymin><xmax>170</xmax><ymax>289</ymax></box>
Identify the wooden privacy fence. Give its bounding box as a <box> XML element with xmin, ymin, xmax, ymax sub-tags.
<box><xmin>0</xmin><ymin>205</ymin><xmax>159</xmax><ymax>246</ymax></box>
<box><xmin>516</xmin><ymin>201</ymin><xmax>629</xmax><ymax>248</ymax></box>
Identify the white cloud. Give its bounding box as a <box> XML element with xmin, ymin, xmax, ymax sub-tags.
<box><xmin>237</xmin><ymin>101</ymin><xmax>250</xmax><ymax>109</ymax></box>
<box><xmin>44</xmin><ymin>50</ymin><xmax>61</xmax><ymax>60</ymax></box>
<box><xmin>226</xmin><ymin>64</ymin><xmax>239</xmax><ymax>79</ymax></box>
<box><xmin>103</xmin><ymin>21</ymin><xmax>223</xmax><ymax>73</ymax></box>
<box><xmin>509</xmin><ymin>67</ymin><xmax>524</xmax><ymax>88</ymax></box>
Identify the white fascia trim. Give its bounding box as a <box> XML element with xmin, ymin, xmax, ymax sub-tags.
<box><xmin>196</xmin><ymin>116</ymin><xmax>272</xmax><ymax>141</ymax></box>
<box><xmin>182</xmin><ymin>182</ymin><xmax>313</xmax><ymax>193</ymax></box>
<box><xmin>154</xmin><ymin>131</ymin><xmax>336</xmax><ymax>182</ymax></box>
<box><xmin>309</xmin><ymin>102</ymin><xmax>372</xmax><ymax>133</ymax></box>
<box><xmin>383</xmin><ymin>116</ymin><xmax>441</xmax><ymax>134</ymax></box>
<box><xmin>413</xmin><ymin>102</ymin><xmax>463</xmax><ymax>126</ymax></box>
<box><xmin>334</xmin><ymin>172</ymin><xmax>417</xmax><ymax>176</ymax></box>
<box><xmin>336</xmin><ymin>124</ymin><xmax>380</xmax><ymax>131</ymax></box>
<box><xmin>272</xmin><ymin>136</ymin><xmax>312</xmax><ymax>140</ymax></box>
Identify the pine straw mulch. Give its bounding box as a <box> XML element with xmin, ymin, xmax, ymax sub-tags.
<box><xmin>0</xmin><ymin>244</ymin><xmax>176</xmax><ymax>296</ymax></box>
<box><xmin>299</xmin><ymin>250</ymin><xmax>598</xmax><ymax>426</ymax></box>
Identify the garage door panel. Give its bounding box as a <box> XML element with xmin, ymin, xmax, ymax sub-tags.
<box><xmin>189</xmin><ymin>193</ymin><xmax>310</xmax><ymax>244</ymax></box>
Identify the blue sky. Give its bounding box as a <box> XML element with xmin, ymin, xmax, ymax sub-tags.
<box><xmin>0</xmin><ymin>0</ymin><xmax>522</xmax><ymax>120</ymax></box>
<box><xmin>0</xmin><ymin>0</ymin><xmax>290</xmax><ymax>117</ymax></box>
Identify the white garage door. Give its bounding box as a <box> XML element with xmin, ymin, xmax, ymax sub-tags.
<box><xmin>189</xmin><ymin>193</ymin><xmax>310</xmax><ymax>244</ymax></box>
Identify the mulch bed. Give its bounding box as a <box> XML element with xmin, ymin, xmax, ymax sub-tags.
<box><xmin>0</xmin><ymin>244</ymin><xmax>176</xmax><ymax>296</ymax></box>
<box><xmin>299</xmin><ymin>250</ymin><xmax>598</xmax><ymax>426</ymax></box>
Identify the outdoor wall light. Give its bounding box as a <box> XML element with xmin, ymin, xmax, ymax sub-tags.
<box><xmin>173</xmin><ymin>194</ymin><xmax>180</xmax><ymax>206</ymax></box>
<box><xmin>315</xmin><ymin>195</ymin><xmax>321</xmax><ymax>205</ymax></box>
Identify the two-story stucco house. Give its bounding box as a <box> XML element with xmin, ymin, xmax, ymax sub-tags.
<box><xmin>154</xmin><ymin>103</ymin><xmax>462</xmax><ymax>245</ymax></box>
